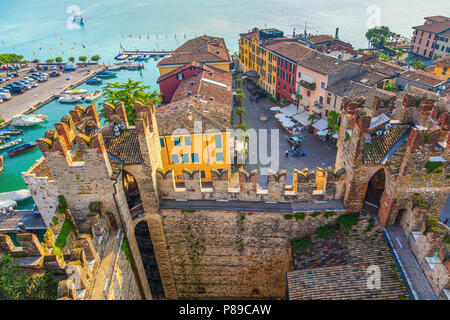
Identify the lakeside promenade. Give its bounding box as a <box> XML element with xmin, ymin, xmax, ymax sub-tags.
<box><xmin>0</xmin><ymin>64</ymin><xmax>105</xmax><ymax>128</ymax></box>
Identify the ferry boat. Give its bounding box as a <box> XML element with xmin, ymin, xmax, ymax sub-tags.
<box><xmin>64</xmin><ymin>89</ymin><xmax>88</xmax><ymax>95</ymax></box>
<box><xmin>59</xmin><ymin>95</ymin><xmax>83</xmax><ymax>104</ymax></box>
<box><xmin>97</xmin><ymin>71</ymin><xmax>117</xmax><ymax>78</ymax></box>
<box><xmin>86</xmin><ymin>77</ymin><xmax>102</xmax><ymax>85</ymax></box>
<box><xmin>0</xmin><ymin>155</ymin><xmax>3</xmax><ymax>173</ymax></box>
<box><xmin>84</xmin><ymin>90</ymin><xmax>102</xmax><ymax>102</ymax></box>
<box><xmin>11</xmin><ymin>115</ymin><xmax>44</xmax><ymax>127</ymax></box>
<box><xmin>0</xmin><ymin>138</ymin><xmax>24</xmax><ymax>152</ymax></box>
<box><xmin>7</xmin><ymin>142</ymin><xmax>38</xmax><ymax>157</ymax></box>
<box><xmin>0</xmin><ymin>129</ymin><xmax>23</xmax><ymax>136</ymax></box>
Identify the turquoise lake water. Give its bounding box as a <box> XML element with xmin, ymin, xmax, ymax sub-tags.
<box><xmin>0</xmin><ymin>0</ymin><xmax>445</xmax><ymax>204</ymax></box>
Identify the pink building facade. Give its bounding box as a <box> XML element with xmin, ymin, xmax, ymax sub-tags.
<box><xmin>410</xmin><ymin>16</ymin><xmax>450</xmax><ymax>59</ymax></box>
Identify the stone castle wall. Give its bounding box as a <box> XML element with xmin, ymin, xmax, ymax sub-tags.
<box><xmin>136</xmin><ymin>208</ymin><xmax>349</xmax><ymax>299</ymax></box>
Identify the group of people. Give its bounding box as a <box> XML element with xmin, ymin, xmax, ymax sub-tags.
<box><xmin>1</xmin><ymin>206</ymin><xmax>15</xmax><ymax>219</ymax></box>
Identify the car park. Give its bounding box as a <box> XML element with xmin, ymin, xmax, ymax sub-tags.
<box><xmin>0</xmin><ymin>91</ymin><xmax>11</xmax><ymax>100</ymax></box>
<box><xmin>11</xmin><ymin>86</ymin><xmax>24</xmax><ymax>94</ymax></box>
<box><xmin>43</xmin><ymin>65</ymin><xmax>48</xmax><ymax>70</ymax></box>
<box><xmin>29</xmin><ymin>68</ymin><xmax>37</xmax><ymax>73</ymax></box>
<box><xmin>50</xmin><ymin>65</ymin><xmax>56</xmax><ymax>70</ymax></box>
<box><xmin>11</xmin><ymin>73</ymin><xmax>19</xmax><ymax>78</ymax></box>
<box><xmin>0</xmin><ymin>78</ymin><xmax>5</xmax><ymax>83</ymax></box>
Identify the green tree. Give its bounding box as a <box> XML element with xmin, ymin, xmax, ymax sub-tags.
<box><xmin>411</xmin><ymin>59</ymin><xmax>425</xmax><ymax>71</ymax></box>
<box><xmin>235</xmin><ymin>78</ymin><xmax>243</xmax><ymax>88</ymax></box>
<box><xmin>31</xmin><ymin>58</ymin><xmax>40</xmax><ymax>64</ymax></box>
<box><xmin>365</xmin><ymin>26</ymin><xmax>393</xmax><ymax>50</ymax></box>
<box><xmin>68</xmin><ymin>57</ymin><xmax>75</xmax><ymax>63</ymax></box>
<box><xmin>432</xmin><ymin>54</ymin><xmax>441</xmax><ymax>61</ymax></box>
<box><xmin>295</xmin><ymin>93</ymin><xmax>302</xmax><ymax>112</ymax></box>
<box><xmin>78</xmin><ymin>56</ymin><xmax>88</xmax><ymax>64</ymax></box>
<box><xmin>100</xmin><ymin>79</ymin><xmax>161</xmax><ymax>125</ymax></box>
<box><xmin>0</xmin><ymin>53</ymin><xmax>25</xmax><ymax>75</ymax></box>
<box><xmin>237</xmin><ymin>122</ymin><xmax>248</xmax><ymax>131</ymax></box>
<box><xmin>236</xmin><ymin>90</ymin><xmax>245</xmax><ymax>108</ymax></box>
<box><xmin>91</xmin><ymin>55</ymin><xmax>101</xmax><ymax>63</ymax></box>
<box><xmin>55</xmin><ymin>56</ymin><xmax>63</xmax><ymax>63</ymax></box>
<box><xmin>235</xmin><ymin>107</ymin><xmax>246</xmax><ymax>124</ymax></box>
<box><xmin>307</xmin><ymin>113</ymin><xmax>318</xmax><ymax>124</ymax></box>
<box><xmin>46</xmin><ymin>58</ymin><xmax>54</xmax><ymax>64</ymax></box>
<box><xmin>327</xmin><ymin>111</ymin><xmax>341</xmax><ymax>136</ymax></box>
<box><xmin>0</xmin><ymin>255</ymin><xmax>58</xmax><ymax>300</ymax></box>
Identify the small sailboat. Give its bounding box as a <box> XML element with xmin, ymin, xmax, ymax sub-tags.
<box><xmin>59</xmin><ymin>95</ymin><xmax>83</xmax><ymax>103</ymax></box>
<box><xmin>0</xmin><ymin>155</ymin><xmax>3</xmax><ymax>173</ymax></box>
<box><xmin>0</xmin><ymin>138</ymin><xmax>24</xmax><ymax>152</ymax></box>
<box><xmin>64</xmin><ymin>89</ymin><xmax>88</xmax><ymax>95</ymax></box>
<box><xmin>86</xmin><ymin>77</ymin><xmax>102</xmax><ymax>85</ymax></box>
<box><xmin>97</xmin><ymin>71</ymin><xmax>117</xmax><ymax>78</ymax></box>
<box><xmin>7</xmin><ymin>142</ymin><xmax>38</xmax><ymax>157</ymax></box>
<box><xmin>0</xmin><ymin>129</ymin><xmax>23</xmax><ymax>136</ymax></box>
<box><xmin>11</xmin><ymin>115</ymin><xmax>44</xmax><ymax>127</ymax></box>
<box><xmin>84</xmin><ymin>90</ymin><xmax>102</xmax><ymax>102</ymax></box>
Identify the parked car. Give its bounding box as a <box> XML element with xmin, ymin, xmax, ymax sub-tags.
<box><xmin>0</xmin><ymin>92</ymin><xmax>12</xmax><ymax>100</ymax></box>
<box><xmin>0</xmin><ymin>88</ymin><xmax>10</xmax><ymax>93</ymax></box>
<box><xmin>288</xmin><ymin>136</ymin><xmax>302</xmax><ymax>146</ymax></box>
<box><xmin>29</xmin><ymin>68</ymin><xmax>37</xmax><ymax>73</ymax></box>
<box><xmin>50</xmin><ymin>65</ymin><xmax>56</xmax><ymax>70</ymax></box>
<box><xmin>11</xmin><ymin>86</ymin><xmax>24</xmax><ymax>94</ymax></box>
<box><xmin>49</xmin><ymin>71</ymin><xmax>61</xmax><ymax>77</ymax></box>
<box><xmin>43</xmin><ymin>65</ymin><xmax>48</xmax><ymax>70</ymax></box>
<box><xmin>0</xmin><ymin>78</ymin><xmax>5</xmax><ymax>83</ymax></box>
<box><xmin>11</xmin><ymin>73</ymin><xmax>19</xmax><ymax>78</ymax></box>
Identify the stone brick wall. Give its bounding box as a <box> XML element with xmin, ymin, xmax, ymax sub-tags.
<box><xmin>153</xmin><ymin>209</ymin><xmax>348</xmax><ymax>299</ymax></box>
<box><xmin>109</xmin><ymin>248</ymin><xmax>142</xmax><ymax>300</ymax></box>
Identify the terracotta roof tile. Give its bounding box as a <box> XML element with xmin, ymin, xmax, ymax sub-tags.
<box><xmin>435</xmin><ymin>55</ymin><xmax>450</xmax><ymax>68</ymax></box>
<box><xmin>104</xmin><ymin>130</ymin><xmax>143</xmax><ymax>164</ymax></box>
<box><xmin>297</xmin><ymin>51</ymin><xmax>352</xmax><ymax>75</ymax></box>
<box><xmin>413</xmin><ymin>19</ymin><xmax>450</xmax><ymax>34</ymax></box>
<box><xmin>400</xmin><ymin>70</ymin><xmax>446</xmax><ymax>87</ymax></box>
<box><xmin>306</xmin><ymin>34</ymin><xmax>336</xmax><ymax>44</ymax></box>
<box><xmin>157</xmin><ymin>35</ymin><xmax>230</xmax><ymax>67</ymax></box>
<box><xmin>262</xmin><ymin>41</ymin><xmax>314</xmax><ymax>63</ymax></box>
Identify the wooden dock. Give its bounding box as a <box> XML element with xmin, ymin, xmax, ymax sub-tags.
<box><xmin>119</xmin><ymin>50</ymin><xmax>172</xmax><ymax>58</ymax></box>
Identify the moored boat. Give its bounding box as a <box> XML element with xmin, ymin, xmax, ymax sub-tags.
<box><xmin>59</xmin><ymin>95</ymin><xmax>83</xmax><ymax>103</ymax></box>
<box><xmin>0</xmin><ymin>138</ymin><xmax>24</xmax><ymax>152</ymax></box>
<box><xmin>84</xmin><ymin>90</ymin><xmax>102</xmax><ymax>102</ymax></box>
<box><xmin>86</xmin><ymin>77</ymin><xmax>102</xmax><ymax>85</ymax></box>
<box><xmin>11</xmin><ymin>115</ymin><xmax>44</xmax><ymax>127</ymax></box>
<box><xmin>33</xmin><ymin>114</ymin><xmax>48</xmax><ymax>121</ymax></box>
<box><xmin>107</xmin><ymin>65</ymin><xmax>121</xmax><ymax>71</ymax></box>
<box><xmin>0</xmin><ymin>135</ymin><xmax>10</xmax><ymax>144</ymax></box>
<box><xmin>64</xmin><ymin>89</ymin><xmax>88</xmax><ymax>95</ymax></box>
<box><xmin>97</xmin><ymin>71</ymin><xmax>117</xmax><ymax>78</ymax></box>
<box><xmin>0</xmin><ymin>129</ymin><xmax>23</xmax><ymax>135</ymax></box>
<box><xmin>7</xmin><ymin>142</ymin><xmax>38</xmax><ymax>157</ymax></box>
<box><xmin>116</xmin><ymin>54</ymin><xmax>128</xmax><ymax>60</ymax></box>
<box><xmin>0</xmin><ymin>155</ymin><xmax>3</xmax><ymax>173</ymax></box>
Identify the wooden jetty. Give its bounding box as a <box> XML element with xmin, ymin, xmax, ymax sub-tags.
<box><xmin>119</xmin><ymin>50</ymin><xmax>172</xmax><ymax>58</ymax></box>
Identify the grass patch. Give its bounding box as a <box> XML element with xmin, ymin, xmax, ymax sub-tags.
<box><xmin>291</xmin><ymin>236</ymin><xmax>311</xmax><ymax>254</ymax></box>
<box><xmin>365</xmin><ymin>218</ymin><xmax>375</xmax><ymax>232</ymax></box>
<box><xmin>294</xmin><ymin>212</ymin><xmax>305</xmax><ymax>221</ymax></box>
<box><xmin>56</xmin><ymin>195</ymin><xmax>68</xmax><ymax>214</ymax></box>
<box><xmin>50</xmin><ymin>216</ymin><xmax>59</xmax><ymax>226</ymax></box>
<box><xmin>316</xmin><ymin>224</ymin><xmax>340</xmax><ymax>238</ymax></box>
<box><xmin>121</xmin><ymin>238</ymin><xmax>132</xmax><ymax>262</ymax></box>
<box><xmin>284</xmin><ymin>214</ymin><xmax>294</xmax><ymax>220</ymax></box>
<box><xmin>324</xmin><ymin>211</ymin><xmax>336</xmax><ymax>218</ymax></box>
<box><xmin>425</xmin><ymin>161</ymin><xmax>443</xmax><ymax>174</ymax></box>
<box><xmin>337</xmin><ymin>212</ymin><xmax>360</xmax><ymax>230</ymax></box>
<box><xmin>53</xmin><ymin>219</ymin><xmax>74</xmax><ymax>250</ymax></box>
<box><xmin>311</xmin><ymin>211</ymin><xmax>322</xmax><ymax>218</ymax></box>
<box><xmin>181</xmin><ymin>209</ymin><xmax>196</xmax><ymax>213</ymax></box>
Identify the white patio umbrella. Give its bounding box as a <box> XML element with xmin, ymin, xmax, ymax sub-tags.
<box><xmin>282</xmin><ymin>121</ymin><xmax>295</xmax><ymax>128</ymax></box>
<box><xmin>275</xmin><ymin>113</ymin><xmax>287</xmax><ymax>119</ymax></box>
<box><xmin>270</xmin><ymin>106</ymin><xmax>282</xmax><ymax>111</ymax></box>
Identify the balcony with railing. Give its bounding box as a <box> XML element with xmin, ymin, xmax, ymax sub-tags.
<box><xmin>299</xmin><ymin>80</ymin><xmax>316</xmax><ymax>91</ymax></box>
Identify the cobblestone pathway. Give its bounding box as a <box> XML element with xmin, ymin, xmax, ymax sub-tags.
<box><xmin>384</xmin><ymin>226</ymin><xmax>437</xmax><ymax>300</ymax></box>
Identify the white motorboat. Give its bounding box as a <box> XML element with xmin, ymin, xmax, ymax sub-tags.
<box><xmin>59</xmin><ymin>95</ymin><xmax>83</xmax><ymax>103</ymax></box>
<box><xmin>84</xmin><ymin>90</ymin><xmax>102</xmax><ymax>102</ymax></box>
<box><xmin>11</xmin><ymin>115</ymin><xmax>44</xmax><ymax>127</ymax></box>
<box><xmin>64</xmin><ymin>89</ymin><xmax>88</xmax><ymax>95</ymax></box>
<box><xmin>32</xmin><ymin>114</ymin><xmax>48</xmax><ymax>121</ymax></box>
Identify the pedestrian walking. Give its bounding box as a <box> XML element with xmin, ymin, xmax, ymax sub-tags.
<box><xmin>285</xmin><ymin>150</ymin><xmax>289</xmax><ymax>158</ymax></box>
<box><xmin>444</xmin><ymin>218</ymin><xmax>448</xmax><ymax>225</ymax></box>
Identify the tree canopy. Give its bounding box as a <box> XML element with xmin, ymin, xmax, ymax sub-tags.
<box><xmin>100</xmin><ymin>79</ymin><xmax>161</xmax><ymax>125</ymax></box>
<box><xmin>0</xmin><ymin>255</ymin><xmax>58</xmax><ymax>300</ymax></box>
<box><xmin>365</xmin><ymin>26</ymin><xmax>399</xmax><ymax>50</ymax></box>
<box><xmin>91</xmin><ymin>55</ymin><xmax>101</xmax><ymax>62</ymax></box>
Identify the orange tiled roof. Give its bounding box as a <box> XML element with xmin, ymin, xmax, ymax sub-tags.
<box><xmin>262</xmin><ymin>41</ymin><xmax>314</xmax><ymax>63</ymax></box>
<box><xmin>435</xmin><ymin>55</ymin><xmax>450</xmax><ymax>68</ymax></box>
<box><xmin>306</xmin><ymin>34</ymin><xmax>336</xmax><ymax>44</ymax></box>
<box><xmin>413</xmin><ymin>19</ymin><xmax>450</xmax><ymax>34</ymax></box>
<box><xmin>157</xmin><ymin>35</ymin><xmax>230</xmax><ymax>67</ymax></box>
<box><xmin>400</xmin><ymin>70</ymin><xmax>447</xmax><ymax>87</ymax></box>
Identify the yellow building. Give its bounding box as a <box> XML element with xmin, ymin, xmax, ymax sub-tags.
<box><xmin>159</xmin><ymin>132</ymin><xmax>231</xmax><ymax>181</ymax></box>
<box><xmin>433</xmin><ymin>56</ymin><xmax>450</xmax><ymax>79</ymax></box>
<box><xmin>157</xmin><ymin>35</ymin><xmax>231</xmax><ymax>76</ymax></box>
<box><xmin>239</xmin><ymin>28</ymin><xmax>279</xmax><ymax>97</ymax></box>
<box><xmin>156</xmin><ymin>61</ymin><xmax>234</xmax><ymax>182</ymax></box>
